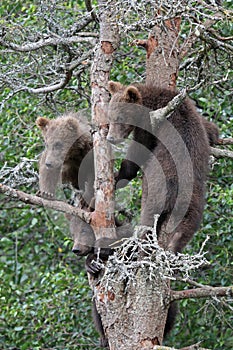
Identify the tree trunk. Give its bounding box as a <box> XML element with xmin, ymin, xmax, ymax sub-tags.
<box><xmin>90</xmin><ymin>6</ymin><xmax>181</xmax><ymax>350</ymax></box>
<box><xmin>135</xmin><ymin>16</ymin><xmax>180</xmax><ymax>90</ymax></box>
<box><xmin>90</xmin><ymin>0</ymin><xmax>119</xmax><ymax>241</ymax></box>
<box><xmin>96</xmin><ymin>263</ymin><xmax>170</xmax><ymax>349</ymax></box>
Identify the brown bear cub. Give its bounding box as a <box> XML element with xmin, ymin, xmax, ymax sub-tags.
<box><xmin>36</xmin><ymin>113</ymin><xmax>94</xmax><ymax>205</ymax></box>
<box><xmin>37</xmin><ymin>113</ymin><xmax>134</xmax><ymax>348</ymax></box>
<box><xmin>107</xmin><ymin>81</ymin><xmax>218</xmax><ymax>253</ymax></box>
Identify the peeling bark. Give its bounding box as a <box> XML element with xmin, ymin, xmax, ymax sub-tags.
<box><xmin>133</xmin><ymin>16</ymin><xmax>180</xmax><ymax>89</ymax></box>
<box><xmin>90</xmin><ymin>0</ymin><xmax>119</xmax><ymax>240</ymax></box>
<box><xmin>95</xmin><ymin>267</ymin><xmax>170</xmax><ymax>349</ymax></box>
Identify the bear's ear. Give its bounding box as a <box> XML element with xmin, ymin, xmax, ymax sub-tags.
<box><xmin>108</xmin><ymin>81</ymin><xmax>123</xmax><ymax>95</ymax></box>
<box><xmin>66</xmin><ymin>118</ymin><xmax>79</xmax><ymax>131</ymax></box>
<box><xmin>123</xmin><ymin>86</ymin><xmax>142</xmax><ymax>104</ymax></box>
<box><xmin>36</xmin><ymin>117</ymin><xmax>50</xmax><ymax>130</ymax></box>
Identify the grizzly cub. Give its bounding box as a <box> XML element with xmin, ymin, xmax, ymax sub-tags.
<box><xmin>107</xmin><ymin>81</ymin><xmax>216</xmax><ymax>253</ymax></box>
<box><xmin>36</xmin><ymin>113</ymin><xmax>94</xmax><ymax>205</ymax></box>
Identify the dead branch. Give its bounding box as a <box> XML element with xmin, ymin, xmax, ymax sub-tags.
<box><xmin>207</xmin><ymin>28</ymin><xmax>233</xmax><ymax>42</ymax></box>
<box><xmin>22</xmin><ymin>70</ymin><xmax>72</xmax><ymax>94</ymax></box>
<box><xmin>150</xmin><ymin>93</ymin><xmax>233</xmax><ymax>160</ymax></box>
<box><xmin>85</xmin><ymin>0</ymin><xmax>98</xmax><ymax>22</ymax></box>
<box><xmin>0</xmin><ymin>183</ymin><xmax>91</xmax><ymax>222</ymax></box>
<box><xmin>0</xmin><ymin>35</ymin><xmax>97</xmax><ymax>52</ymax></box>
<box><xmin>171</xmin><ymin>286</ymin><xmax>233</xmax><ymax>302</ymax></box>
<box><xmin>216</xmin><ymin>138</ymin><xmax>233</xmax><ymax>145</ymax></box>
<box><xmin>149</xmin><ymin>89</ymin><xmax>187</xmax><ymax>129</ymax></box>
<box><xmin>154</xmin><ymin>343</ymin><xmax>211</xmax><ymax>350</ymax></box>
<box><xmin>210</xmin><ymin>146</ymin><xmax>233</xmax><ymax>159</ymax></box>
<box><xmin>179</xmin><ymin>14</ymin><xmax>224</xmax><ymax>60</ymax></box>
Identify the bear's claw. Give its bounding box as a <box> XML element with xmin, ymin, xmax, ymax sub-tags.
<box><xmin>36</xmin><ymin>190</ymin><xmax>54</xmax><ymax>200</ymax></box>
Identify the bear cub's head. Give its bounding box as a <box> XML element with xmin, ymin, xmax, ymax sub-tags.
<box><xmin>36</xmin><ymin>114</ymin><xmax>81</xmax><ymax>169</ymax></box>
<box><xmin>107</xmin><ymin>81</ymin><xmax>143</xmax><ymax>144</ymax></box>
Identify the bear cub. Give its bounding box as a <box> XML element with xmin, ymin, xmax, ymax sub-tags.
<box><xmin>36</xmin><ymin>113</ymin><xmax>94</xmax><ymax>205</ymax></box>
<box><xmin>107</xmin><ymin>81</ymin><xmax>218</xmax><ymax>254</ymax></box>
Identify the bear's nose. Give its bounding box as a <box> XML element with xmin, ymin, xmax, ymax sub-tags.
<box><xmin>106</xmin><ymin>135</ymin><xmax>116</xmax><ymax>144</ymax></box>
<box><xmin>72</xmin><ymin>247</ymin><xmax>81</xmax><ymax>256</ymax></box>
<box><xmin>45</xmin><ymin>162</ymin><xmax>53</xmax><ymax>168</ymax></box>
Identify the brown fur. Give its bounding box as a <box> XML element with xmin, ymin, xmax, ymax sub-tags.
<box><xmin>67</xmin><ymin>215</ymin><xmax>95</xmax><ymax>256</ymax></box>
<box><xmin>107</xmin><ymin>82</ymin><xmax>212</xmax><ymax>253</ymax></box>
<box><xmin>201</xmin><ymin>118</ymin><xmax>219</xmax><ymax>146</ymax></box>
<box><xmin>36</xmin><ymin>113</ymin><xmax>94</xmax><ymax>204</ymax></box>
<box><xmin>106</xmin><ymin>81</ymin><xmax>215</xmax><ymax>340</ymax></box>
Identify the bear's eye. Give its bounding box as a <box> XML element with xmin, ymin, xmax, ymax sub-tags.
<box><xmin>53</xmin><ymin>142</ymin><xmax>63</xmax><ymax>150</ymax></box>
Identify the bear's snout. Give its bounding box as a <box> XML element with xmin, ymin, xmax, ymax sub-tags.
<box><xmin>106</xmin><ymin>135</ymin><xmax>117</xmax><ymax>144</ymax></box>
<box><xmin>45</xmin><ymin>161</ymin><xmax>53</xmax><ymax>168</ymax></box>
<box><xmin>72</xmin><ymin>244</ymin><xmax>92</xmax><ymax>256</ymax></box>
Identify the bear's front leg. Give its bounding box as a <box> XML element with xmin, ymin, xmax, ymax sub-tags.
<box><xmin>115</xmin><ymin>159</ymin><xmax>140</xmax><ymax>189</ymax></box>
<box><xmin>38</xmin><ymin>151</ymin><xmax>61</xmax><ymax>199</ymax></box>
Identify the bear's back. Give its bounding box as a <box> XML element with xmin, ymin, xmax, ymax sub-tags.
<box><xmin>135</xmin><ymin>84</ymin><xmax>209</xmax><ymax>159</ymax></box>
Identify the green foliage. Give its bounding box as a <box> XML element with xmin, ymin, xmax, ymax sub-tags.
<box><xmin>0</xmin><ymin>203</ymin><xmax>101</xmax><ymax>349</ymax></box>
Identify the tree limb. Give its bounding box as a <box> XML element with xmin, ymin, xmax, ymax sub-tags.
<box><xmin>179</xmin><ymin>14</ymin><xmax>223</xmax><ymax>60</ymax></box>
<box><xmin>85</xmin><ymin>0</ymin><xmax>98</xmax><ymax>22</ymax></box>
<box><xmin>150</xmin><ymin>88</ymin><xmax>187</xmax><ymax>129</ymax></box>
<box><xmin>210</xmin><ymin>146</ymin><xmax>233</xmax><ymax>159</ymax></box>
<box><xmin>171</xmin><ymin>286</ymin><xmax>233</xmax><ymax>302</ymax></box>
<box><xmin>154</xmin><ymin>344</ymin><xmax>211</xmax><ymax>350</ymax></box>
<box><xmin>0</xmin><ymin>183</ymin><xmax>91</xmax><ymax>222</ymax></box>
<box><xmin>216</xmin><ymin>138</ymin><xmax>233</xmax><ymax>145</ymax></box>
<box><xmin>22</xmin><ymin>70</ymin><xmax>73</xmax><ymax>94</ymax></box>
<box><xmin>0</xmin><ymin>35</ymin><xmax>97</xmax><ymax>52</ymax></box>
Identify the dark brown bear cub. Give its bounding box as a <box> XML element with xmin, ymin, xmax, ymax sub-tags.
<box><xmin>106</xmin><ymin>81</ymin><xmax>215</xmax><ymax>343</ymax></box>
<box><xmin>107</xmin><ymin>81</ymin><xmax>211</xmax><ymax>253</ymax></box>
<box><xmin>36</xmin><ymin>113</ymin><xmax>94</xmax><ymax>205</ymax></box>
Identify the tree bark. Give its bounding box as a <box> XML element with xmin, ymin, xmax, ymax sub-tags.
<box><xmin>0</xmin><ymin>184</ymin><xmax>91</xmax><ymax>222</ymax></box>
<box><xmin>134</xmin><ymin>16</ymin><xmax>180</xmax><ymax>89</ymax></box>
<box><xmin>171</xmin><ymin>286</ymin><xmax>233</xmax><ymax>301</ymax></box>
<box><xmin>90</xmin><ymin>0</ymin><xmax>120</xmax><ymax>241</ymax></box>
<box><xmin>97</xmin><ymin>269</ymin><xmax>170</xmax><ymax>349</ymax></box>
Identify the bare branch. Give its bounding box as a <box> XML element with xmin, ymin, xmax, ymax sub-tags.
<box><xmin>210</xmin><ymin>146</ymin><xmax>233</xmax><ymax>159</ymax></box>
<box><xmin>207</xmin><ymin>28</ymin><xmax>233</xmax><ymax>42</ymax></box>
<box><xmin>154</xmin><ymin>344</ymin><xmax>211</xmax><ymax>350</ymax></box>
<box><xmin>0</xmin><ymin>183</ymin><xmax>91</xmax><ymax>222</ymax></box>
<box><xmin>171</xmin><ymin>286</ymin><xmax>233</xmax><ymax>302</ymax></box>
<box><xmin>149</xmin><ymin>93</ymin><xmax>233</xmax><ymax>162</ymax></box>
<box><xmin>150</xmin><ymin>89</ymin><xmax>187</xmax><ymax>129</ymax></box>
<box><xmin>217</xmin><ymin>138</ymin><xmax>233</xmax><ymax>145</ymax></box>
<box><xmin>64</xmin><ymin>48</ymin><xmax>94</xmax><ymax>71</ymax></box>
<box><xmin>0</xmin><ymin>35</ymin><xmax>97</xmax><ymax>52</ymax></box>
<box><xmin>179</xmin><ymin>14</ymin><xmax>223</xmax><ymax>60</ymax></box>
<box><xmin>85</xmin><ymin>0</ymin><xmax>98</xmax><ymax>22</ymax></box>
<box><xmin>22</xmin><ymin>70</ymin><xmax>72</xmax><ymax>94</ymax></box>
